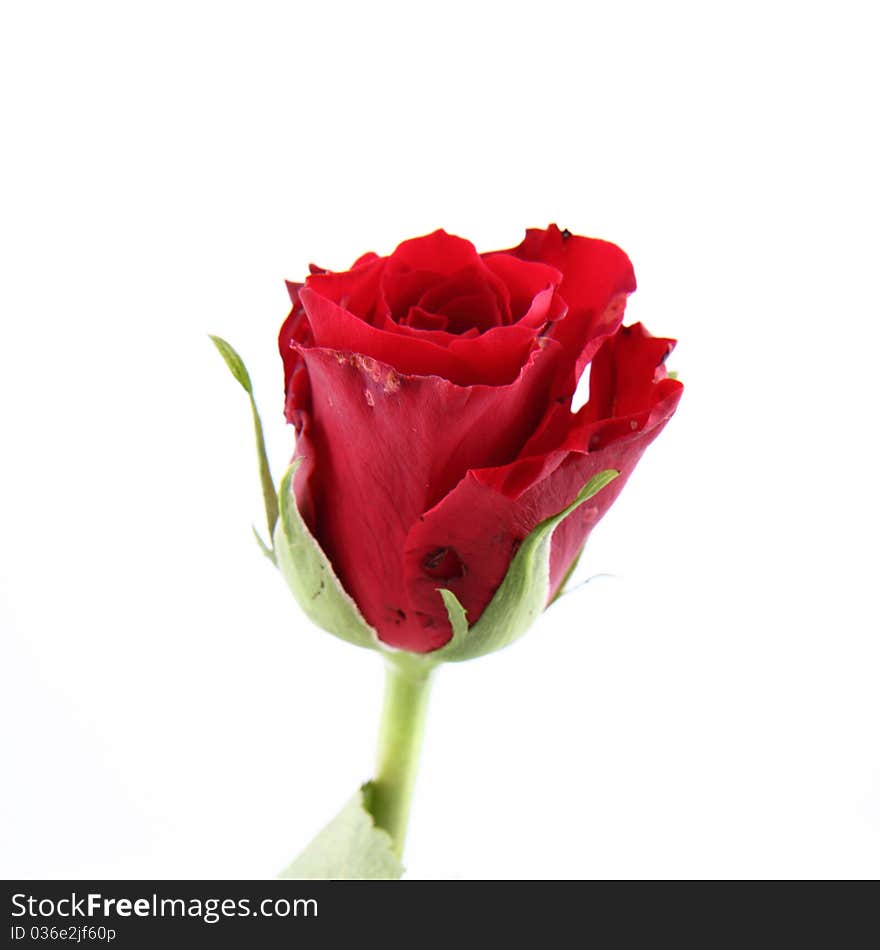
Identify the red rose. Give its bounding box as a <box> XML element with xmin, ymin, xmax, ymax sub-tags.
<box><xmin>279</xmin><ymin>226</ymin><xmax>682</xmax><ymax>653</ymax></box>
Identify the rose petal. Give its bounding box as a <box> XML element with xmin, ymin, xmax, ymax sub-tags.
<box><xmin>291</xmin><ymin>340</ymin><xmax>564</xmax><ymax>651</ymax></box>
<box><xmin>304</xmin><ymin>258</ymin><xmax>386</xmax><ymax>324</ymax></box>
<box><xmin>508</xmin><ymin>224</ymin><xmax>638</xmax><ymax>399</ymax></box>
<box><xmin>403</xmin><ymin>323</ymin><xmax>683</xmax><ymax>647</ymax></box>
<box><xmin>300</xmin><ymin>285</ymin><xmax>547</xmax><ymax>386</ymax></box>
<box><xmin>482</xmin><ymin>253</ymin><xmax>563</xmax><ymax>325</ymax></box>
<box><xmin>417</xmin><ymin>269</ymin><xmax>503</xmax><ymax>332</ymax></box>
<box><xmin>584</xmin><ymin>321</ymin><xmax>676</xmax><ymax>422</ymax></box>
<box><xmin>389</xmin><ymin>229</ymin><xmax>486</xmax><ymax>275</ymax></box>
<box><xmin>399</xmin><ymin>306</ymin><xmax>450</xmax><ymax>332</ymax></box>
<box><xmin>382</xmin><ymin>233</ymin><xmax>514</xmax><ymax>327</ymax></box>
<box><xmin>278</xmin><ymin>282</ymin><xmax>314</xmax><ymax>428</ymax></box>
<box><xmin>380</xmin><ymin>267</ymin><xmax>441</xmax><ymax>323</ymax></box>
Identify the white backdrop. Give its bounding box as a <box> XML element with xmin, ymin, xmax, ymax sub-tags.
<box><xmin>2</xmin><ymin>0</ymin><xmax>878</xmax><ymax>879</ymax></box>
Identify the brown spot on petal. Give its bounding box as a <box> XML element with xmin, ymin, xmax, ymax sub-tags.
<box><xmin>421</xmin><ymin>546</ymin><xmax>466</xmax><ymax>579</ymax></box>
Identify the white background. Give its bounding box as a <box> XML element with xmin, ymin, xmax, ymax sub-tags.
<box><xmin>2</xmin><ymin>0</ymin><xmax>878</xmax><ymax>879</ymax></box>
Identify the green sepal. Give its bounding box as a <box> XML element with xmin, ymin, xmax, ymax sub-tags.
<box><xmin>252</xmin><ymin>525</ymin><xmax>276</xmax><ymax>564</ymax></box>
<box><xmin>210</xmin><ymin>335</ymin><xmax>279</xmax><ymax>546</ymax></box>
<box><xmin>436</xmin><ymin>589</ymin><xmax>469</xmax><ymax>652</ymax></box>
<box><xmin>431</xmin><ymin>469</ymin><xmax>619</xmax><ymax>663</ymax></box>
<box><xmin>548</xmin><ymin>546</ymin><xmax>583</xmax><ymax>606</ymax></box>
<box><xmin>274</xmin><ymin>460</ymin><xmax>380</xmax><ymax>651</ymax></box>
<box><xmin>279</xmin><ymin>783</ymin><xmax>403</xmax><ymax>880</ymax></box>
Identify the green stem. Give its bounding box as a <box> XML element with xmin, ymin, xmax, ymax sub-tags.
<box><xmin>368</xmin><ymin>656</ymin><xmax>434</xmax><ymax>859</ymax></box>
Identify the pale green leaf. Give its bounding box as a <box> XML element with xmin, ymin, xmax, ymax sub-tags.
<box><xmin>279</xmin><ymin>784</ymin><xmax>403</xmax><ymax>880</ymax></box>
<box><xmin>209</xmin><ymin>334</ymin><xmax>252</xmax><ymax>393</ymax></box>
<box><xmin>433</xmin><ymin>469</ymin><xmax>619</xmax><ymax>663</ymax></box>
<box><xmin>273</xmin><ymin>460</ymin><xmax>380</xmax><ymax>651</ymax></box>
<box><xmin>210</xmin><ymin>334</ymin><xmax>278</xmax><ymax>541</ymax></box>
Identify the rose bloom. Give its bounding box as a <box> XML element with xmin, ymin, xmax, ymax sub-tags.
<box><xmin>279</xmin><ymin>226</ymin><xmax>682</xmax><ymax>652</ymax></box>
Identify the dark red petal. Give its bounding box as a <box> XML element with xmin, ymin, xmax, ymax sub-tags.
<box><xmin>431</xmin><ymin>294</ymin><xmax>500</xmax><ymax>333</ymax></box>
<box><xmin>278</xmin><ymin>282</ymin><xmax>314</xmax><ymax>428</ymax></box>
<box><xmin>403</xmin><ymin>323</ymin><xmax>683</xmax><ymax>645</ymax></box>
<box><xmin>481</xmin><ymin>253</ymin><xmax>563</xmax><ymax>324</ymax></box>
<box><xmin>382</xmin><ymin>241</ymin><xmax>513</xmax><ymax>327</ymax></box>
<box><xmin>300</xmin><ymin>285</ymin><xmax>548</xmax><ymax>386</ymax></box>
<box><xmin>285</xmin><ymin>279</ymin><xmax>303</xmax><ymax>305</ymax></box>
<box><xmin>399</xmin><ymin>306</ymin><xmax>450</xmax><ymax>332</ymax></box>
<box><xmin>518</xmin><ymin>323</ymin><xmax>678</xmax><ymax>459</ymax></box>
<box><xmin>389</xmin><ymin>229</ymin><xmax>485</xmax><ymax>274</ymax></box>
<box><xmin>508</xmin><ymin>224</ymin><xmax>637</xmax><ymax>399</ymax></box>
<box><xmin>584</xmin><ymin>322</ymin><xmax>676</xmax><ymax>421</ymax></box>
<box><xmin>416</xmin><ymin>268</ymin><xmax>503</xmax><ymax>333</ymax></box>
<box><xmin>390</xmin><ymin>321</ymin><xmax>480</xmax><ymax>345</ymax></box>
<box><xmin>290</xmin><ymin>340</ymin><xmax>564</xmax><ymax>651</ymax></box>
<box><xmin>381</xmin><ymin>267</ymin><xmax>443</xmax><ymax>323</ymax></box>
<box><xmin>304</xmin><ymin>258</ymin><xmax>386</xmax><ymax>323</ymax></box>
